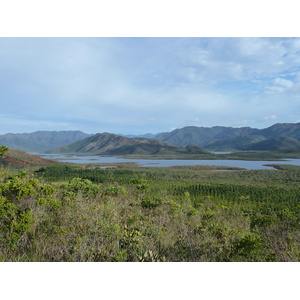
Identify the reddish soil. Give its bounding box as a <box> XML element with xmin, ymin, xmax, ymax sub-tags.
<box><xmin>1</xmin><ymin>150</ymin><xmax>57</xmax><ymax>166</ymax></box>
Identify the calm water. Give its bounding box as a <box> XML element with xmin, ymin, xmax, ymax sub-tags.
<box><xmin>39</xmin><ymin>154</ymin><xmax>300</xmax><ymax>170</ymax></box>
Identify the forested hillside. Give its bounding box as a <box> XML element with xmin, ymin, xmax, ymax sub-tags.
<box><xmin>239</xmin><ymin>136</ymin><xmax>300</xmax><ymax>151</ymax></box>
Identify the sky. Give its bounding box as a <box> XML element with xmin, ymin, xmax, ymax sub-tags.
<box><xmin>1</xmin><ymin>37</ymin><xmax>300</xmax><ymax>135</ymax></box>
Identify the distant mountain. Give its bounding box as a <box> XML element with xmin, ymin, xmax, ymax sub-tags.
<box><xmin>1</xmin><ymin>122</ymin><xmax>300</xmax><ymax>154</ymax></box>
<box><xmin>205</xmin><ymin>135</ymin><xmax>266</xmax><ymax>150</ymax></box>
<box><xmin>258</xmin><ymin>123</ymin><xmax>300</xmax><ymax>139</ymax></box>
<box><xmin>0</xmin><ymin>131</ymin><xmax>92</xmax><ymax>153</ymax></box>
<box><xmin>155</xmin><ymin>126</ymin><xmax>258</xmax><ymax>147</ymax></box>
<box><xmin>239</xmin><ymin>136</ymin><xmax>300</xmax><ymax>151</ymax></box>
<box><xmin>155</xmin><ymin>123</ymin><xmax>300</xmax><ymax>151</ymax></box>
<box><xmin>47</xmin><ymin>132</ymin><xmax>211</xmax><ymax>155</ymax></box>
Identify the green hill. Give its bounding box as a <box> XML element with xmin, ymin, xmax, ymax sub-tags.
<box><xmin>206</xmin><ymin>135</ymin><xmax>266</xmax><ymax>150</ymax></box>
<box><xmin>47</xmin><ymin>132</ymin><xmax>211</xmax><ymax>155</ymax></box>
<box><xmin>240</xmin><ymin>136</ymin><xmax>300</xmax><ymax>151</ymax></box>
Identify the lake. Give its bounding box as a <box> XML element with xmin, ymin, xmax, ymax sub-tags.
<box><xmin>38</xmin><ymin>154</ymin><xmax>300</xmax><ymax>170</ymax></box>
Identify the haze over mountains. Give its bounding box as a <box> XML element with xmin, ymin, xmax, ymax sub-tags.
<box><xmin>0</xmin><ymin>122</ymin><xmax>299</xmax><ymax>154</ymax></box>
<box><xmin>0</xmin><ymin>131</ymin><xmax>92</xmax><ymax>153</ymax></box>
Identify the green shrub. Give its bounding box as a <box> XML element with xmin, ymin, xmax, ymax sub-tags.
<box><xmin>61</xmin><ymin>178</ymin><xmax>100</xmax><ymax>199</ymax></box>
<box><xmin>0</xmin><ymin>145</ymin><xmax>8</xmax><ymax>158</ymax></box>
<box><xmin>0</xmin><ymin>177</ymin><xmax>37</xmax><ymax>201</ymax></box>
<box><xmin>103</xmin><ymin>185</ymin><xmax>127</xmax><ymax>196</ymax></box>
<box><xmin>39</xmin><ymin>184</ymin><xmax>56</xmax><ymax>196</ymax></box>
<box><xmin>141</xmin><ymin>197</ymin><xmax>162</xmax><ymax>209</ymax></box>
<box><xmin>131</xmin><ymin>178</ymin><xmax>147</xmax><ymax>185</ymax></box>
<box><xmin>229</xmin><ymin>233</ymin><xmax>274</xmax><ymax>261</ymax></box>
<box><xmin>0</xmin><ymin>196</ymin><xmax>33</xmax><ymax>248</ymax></box>
<box><xmin>250</xmin><ymin>214</ymin><xmax>278</xmax><ymax>229</ymax></box>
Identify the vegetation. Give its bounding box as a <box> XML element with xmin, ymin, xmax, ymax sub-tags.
<box><xmin>239</xmin><ymin>136</ymin><xmax>300</xmax><ymax>151</ymax></box>
<box><xmin>0</xmin><ymin>145</ymin><xmax>8</xmax><ymax>158</ymax></box>
<box><xmin>1</xmin><ymin>155</ymin><xmax>300</xmax><ymax>261</ymax></box>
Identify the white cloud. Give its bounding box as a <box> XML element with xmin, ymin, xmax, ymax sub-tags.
<box><xmin>264</xmin><ymin>77</ymin><xmax>295</xmax><ymax>94</ymax></box>
<box><xmin>180</xmin><ymin>38</ymin><xmax>300</xmax><ymax>84</ymax></box>
<box><xmin>273</xmin><ymin>78</ymin><xmax>294</xmax><ymax>88</ymax></box>
<box><xmin>261</xmin><ymin>115</ymin><xmax>278</xmax><ymax>122</ymax></box>
<box><xmin>1</xmin><ymin>37</ymin><xmax>300</xmax><ymax>134</ymax></box>
<box><xmin>265</xmin><ymin>86</ymin><xmax>286</xmax><ymax>94</ymax></box>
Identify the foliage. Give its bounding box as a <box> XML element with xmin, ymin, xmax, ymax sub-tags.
<box><xmin>61</xmin><ymin>177</ymin><xmax>100</xmax><ymax>199</ymax></box>
<box><xmin>141</xmin><ymin>197</ymin><xmax>162</xmax><ymax>209</ymax></box>
<box><xmin>0</xmin><ymin>162</ymin><xmax>299</xmax><ymax>261</ymax></box>
<box><xmin>103</xmin><ymin>185</ymin><xmax>127</xmax><ymax>197</ymax></box>
<box><xmin>0</xmin><ymin>145</ymin><xmax>9</xmax><ymax>158</ymax></box>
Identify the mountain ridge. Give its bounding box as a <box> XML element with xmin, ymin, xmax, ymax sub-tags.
<box><xmin>155</xmin><ymin>125</ymin><xmax>259</xmax><ymax>147</ymax></box>
<box><xmin>47</xmin><ymin>132</ymin><xmax>211</xmax><ymax>155</ymax></box>
<box><xmin>155</xmin><ymin>122</ymin><xmax>300</xmax><ymax>150</ymax></box>
<box><xmin>1</xmin><ymin>122</ymin><xmax>300</xmax><ymax>153</ymax></box>
<box><xmin>0</xmin><ymin>130</ymin><xmax>93</xmax><ymax>153</ymax></box>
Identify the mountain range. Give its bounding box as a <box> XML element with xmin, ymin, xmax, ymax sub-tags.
<box><xmin>0</xmin><ymin>131</ymin><xmax>92</xmax><ymax>153</ymax></box>
<box><xmin>46</xmin><ymin>132</ymin><xmax>210</xmax><ymax>155</ymax></box>
<box><xmin>0</xmin><ymin>122</ymin><xmax>300</xmax><ymax>153</ymax></box>
<box><xmin>124</xmin><ymin>123</ymin><xmax>300</xmax><ymax>151</ymax></box>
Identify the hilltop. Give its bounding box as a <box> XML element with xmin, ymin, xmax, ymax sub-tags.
<box><xmin>47</xmin><ymin>132</ymin><xmax>211</xmax><ymax>155</ymax></box>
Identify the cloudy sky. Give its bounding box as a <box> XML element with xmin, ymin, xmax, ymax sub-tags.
<box><xmin>1</xmin><ymin>37</ymin><xmax>300</xmax><ymax>135</ymax></box>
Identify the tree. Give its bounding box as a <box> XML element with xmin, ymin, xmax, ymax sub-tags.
<box><xmin>0</xmin><ymin>145</ymin><xmax>9</xmax><ymax>158</ymax></box>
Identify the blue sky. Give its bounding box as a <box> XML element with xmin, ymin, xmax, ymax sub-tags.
<box><xmin>1</xmin><ymin>37</ymin><xmax>300</xmax><ymax>135</ymax></box>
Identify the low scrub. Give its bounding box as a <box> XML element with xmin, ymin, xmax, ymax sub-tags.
<box><xmin>0</xmin><ymin>165</ymin><xmax>299</xmax><ymax>262</ymax></box>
